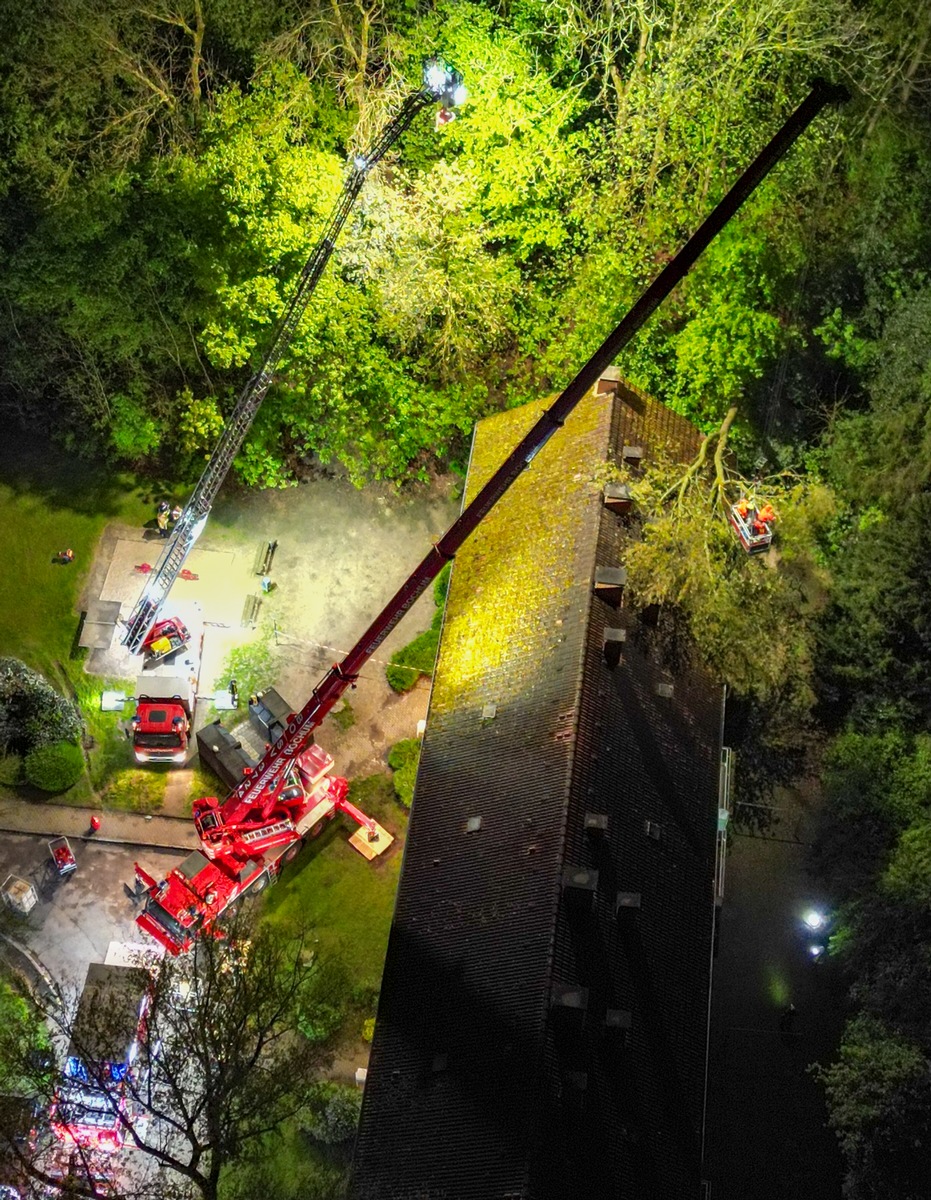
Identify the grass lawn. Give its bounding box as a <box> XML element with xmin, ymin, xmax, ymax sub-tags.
<box><xmin>220</xmin><ymin>1118</ymin><xmax>348</xmax><ymax>1200</ymax></box>
<box><xmin>263</xmin><ymin>773</ymin><xmax>406</xmax><ymax>990</ymax></box>
<box><xmin>0</xmin><ymin>426</ymin><xmax>164</xmax><ymax>807</ymax></box>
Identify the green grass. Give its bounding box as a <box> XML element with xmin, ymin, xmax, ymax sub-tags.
<box><xmin>0</xmin><ymin>427</ymin><xmax>167</xmax><ymax>807</ymax></box>
<box><xmin>99</xmin><ymin>768</ymin><xmax>167</xmax><ymax>813</ymax></box>
<box><xmin>329</xmin><ymin>700</ymin><xmax>356</xmax><ymax>732</ymax></box>
<box><xmin>262</xmin><ymin>773</ymin><xmax>406</xmax><ymax>990</ymax></box>
<box><xmin>0</xmin><ymin>427</ymin><xmax>150</xmax><ymax>676</ymax></box>
<box><xmin>220</xmin><ymin>1119</ymin><xmax>347</xmax><ymax>1200</ymax></box>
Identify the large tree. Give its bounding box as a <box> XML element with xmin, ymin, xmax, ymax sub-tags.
<box><xmin>0</xmin><ymin>913</ymin><xmax>342</xmax><ymax>1200</ymax></box>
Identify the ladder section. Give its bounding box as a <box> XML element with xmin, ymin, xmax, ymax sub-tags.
<box><xmin>122</xmin><ymin>77</ymin><xmax>453</xmax><ymax>654</ymax></box>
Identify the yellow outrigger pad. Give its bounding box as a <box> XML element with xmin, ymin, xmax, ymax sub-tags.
<box><xmin>349</xmin><ymin>821</ymin><xmax>394</xmax><ymax>860</ymax></box>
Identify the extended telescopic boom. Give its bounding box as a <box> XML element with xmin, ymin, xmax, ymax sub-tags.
<box><xmin>122</xmin><ymin>58</ymin><xmax>467</xmax><ymax>654</ymax></box>
<box><xmin>219</xmin><ymin>78</ymin><xmax>849</xmax><ymax>822</ymax></box>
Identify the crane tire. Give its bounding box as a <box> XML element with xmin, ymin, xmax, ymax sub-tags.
<box><xmin>308</xmin><ymin>820</ymin><xmax>326</xmax><ymax>839</ymax></box>
<box><xmin>282</xmin><ymin>840</ymin><xmax>304</xmax><ymax>863</ymax></box>
<box><xmin>250</xmin><ymin>874</ymin><xmax>269</xmax><ymax>894</ymax></box>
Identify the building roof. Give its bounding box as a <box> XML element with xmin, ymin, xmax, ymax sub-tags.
<box><xmin>351</xmin><ymin>376</ymin><xmax>721</xmax><ymax>1200</ymax></box>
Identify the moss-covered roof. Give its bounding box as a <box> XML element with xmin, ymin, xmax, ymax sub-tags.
<box><xmin>353</xmin><ymin>377</ymin><xmax>719</xmax><ymax>1200</ymax></box>
<box><xmin>432</xmin><ymin>390</ymin><xmax>610</xmax><ymax>714</ymax></box>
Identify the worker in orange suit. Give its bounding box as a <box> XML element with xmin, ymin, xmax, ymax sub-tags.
<box><xmin>752</xmin><ymin>503</ymin><xmax>775</xmax><ymax>536</ymax></box>
<box><xmin>735</xmin><ymin>498</ymin><xmax>751</xmax><ymax>520</ymax></box>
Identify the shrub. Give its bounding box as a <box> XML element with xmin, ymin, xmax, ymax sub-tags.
<box><xmin>433</xmin><ymin>562</ymin><xmax>451</xmax><ymax>607</ymax></box>
<box><xmin>386</xmin><ymin>628</ymin><xmax>440</xmax><ymax>694</ymax></box>
<box><xmin>303</xmin><ymin>1082</ymin><xmax>363</xmax><ymax>1144</ymax></box>
<box><xmin>362</xmin><ymin>1017</ymin><xmax>375</xmax><ymax>1043</ymax></box>
<box><xmin>0</xmin><ymin>753</ymin><xmax>22</xmax><ymax>786</ymax></box>
<box><xmin>296</xmin><ymin>1001</ymin><xmax>343</xmax><ymax>1045</ymax></box>
<box><xmin>388</xmin><ymin>739</ymin><xmax>421</xmax><ymax>808</ymax></box>
<box><xmin>0</xmin><ymin>659</ymin><xmax>81</xmax><ymax>754</ymax></box>
<box><xmin>384</xmin><ymin>565</ymin><xmax>449</xmax><ymax>693</ymax></box>
<box><xmin>24</xmin><ymin>741</ymin><xmax>83</xmax><ymax>792</ymax></box>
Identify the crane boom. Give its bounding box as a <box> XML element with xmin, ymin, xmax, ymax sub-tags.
<box><xmin>122</xmin><ymin>60</ymin><xmax>466</xmax><ymax>654</ymax></box>
<box><xmin>217</xmin><ymin>77</ymin><xmax>849</xmax><ymax>823</ymax></box>
<box><xmin>138</xmin><ymin>78</ymin><xmax>847</xmax><ymax>953</ymax></box>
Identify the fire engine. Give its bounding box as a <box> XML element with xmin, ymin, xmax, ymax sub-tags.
<box><xmin>132</xmin><ymin>79</ymin><xmax>847</xmax><ymax>956</ymax></box>
<box><xmin>129</xmin><ymin>626</ymin><xmax>201</xmax><ymax>764</ymax></box>
<box><xmin>50</xmin><ymin>963</ymin><xmax>151</xmax><ymax>1152</ymax></box>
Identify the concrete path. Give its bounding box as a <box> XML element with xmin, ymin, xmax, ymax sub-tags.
<box><xmin>0</xmin><ymin>796</ymin><xmax>197</xmax><ymax>851</ymax></box>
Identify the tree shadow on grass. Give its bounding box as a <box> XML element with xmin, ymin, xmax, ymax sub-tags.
<box><xmin>0</xmin><ymin>424</ymin><xmax>180</xmax><ymax>520</ymax></box>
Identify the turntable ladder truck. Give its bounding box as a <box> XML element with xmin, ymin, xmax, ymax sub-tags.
<box><xmin>121</xmin><ymin>58</ymin><xmax>467</xmax><ymax>658</ymax></box>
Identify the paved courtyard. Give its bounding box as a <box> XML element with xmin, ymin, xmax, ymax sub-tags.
<box><xmin>76</xmin><ymin>471</ymin><xmax>458</xmax><ymax>788</ymax></box>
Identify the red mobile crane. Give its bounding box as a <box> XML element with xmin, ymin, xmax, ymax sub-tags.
<box><xmin>133</xmin><ymin>79</ymin><xmax>848</xmax><ymax>957</ymax></box>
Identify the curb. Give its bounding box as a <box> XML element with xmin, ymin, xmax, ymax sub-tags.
<box><xmin>0</xmin><ymin>930</ymin><xmax>62</xmax><ymax>1005</ymax></box>
<box><xmin>0</xmin><ymin>825</ymin><xmax>192</xmax><ymax>854</ymax></box>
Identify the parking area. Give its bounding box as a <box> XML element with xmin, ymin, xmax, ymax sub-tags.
<box><xmin>0</xmin><ymin>834</ymin><xmax>180</xmax><ymax>993</ymax></box>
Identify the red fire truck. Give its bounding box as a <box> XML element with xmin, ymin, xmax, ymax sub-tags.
<box><xmin>50</xmin><ymin>963</ymin><xmax>151</xmax><ymax>1152</ymax></box>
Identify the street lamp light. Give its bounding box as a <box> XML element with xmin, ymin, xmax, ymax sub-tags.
<box><xmin>802</xmin><ymin>909</ymin><xmax>826</xmax><ymax>932</ymax></box>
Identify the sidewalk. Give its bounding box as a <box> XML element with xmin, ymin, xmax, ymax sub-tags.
<box><xmin>0</xmin><ymin>796</ymin><xmax>198</xmax><ymax>852</ymax></box>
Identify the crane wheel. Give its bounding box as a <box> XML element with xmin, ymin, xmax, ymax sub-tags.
<box><xmin>282</xmin><ymin>840</ymin><xmax>304</xmax><ymax>863</ymax></box>
<box><xmin>308</xmin><ymin>820</ymin><xmax>326</xmax><ymax>839</ymax></box>
<box><xmin>250</xmin><ymin>874</ymin><xmax>269</xmax><ymax>894</ymax></box>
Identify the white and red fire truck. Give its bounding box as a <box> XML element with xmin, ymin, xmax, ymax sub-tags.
<box><xmin>130</xmin><ymin>626</ymin><xmax>201</xmax><ymax>765</ymax></box>
<box><xmin>50</xmin><ymin>963</ymin><xmax>151</xmax><ymax>1152</ymax></box>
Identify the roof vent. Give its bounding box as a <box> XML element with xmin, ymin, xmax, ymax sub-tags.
<box><xmin>551</xmin><ymin>984</ymin><xmax>589</xmax><ymax>1013</ymax></box>
<box><xmin>644</xmin><ymin>820</ymin><xmax>662</xmax><ymax>841</ymax></box>
<box><xmin>432</xmin><ymin>1053</ymin><xmax>448</xmax><ymax>1074</ymax></box>
<box><xmin>603</xmin><ymin>482</ymin><xmax>633</xmax><ymax>514</ymax></box>
<box><xmin>603</xmin><ymin>627</ymin><xmax>626</xmax><ymax>668</ymax></box>
<box><xmin>584</xmin><ymin>812</ymin><xmax>609</xmax><ymax>834</ymax></box>
<box><xmin>622</xmin><ymin>444</ymin><xmax>644</xmax><ymax>465</ymax></box>
<box><xmin>605</xmin><ymin>1008</ymin><xmax>633</xmax><ymax>1031</ymax></box>
<box><xmin>464</xmin><ymin>816</ymin><xmax>482</xmax><ymax>834</ymax></box>
<box><xmin>593</xmin><ymin>567</ymin><xmax>627</xmax><ymax>607</ymax></box>
<box><xmin>655</xmin><ymin>680</ymin><xmax>674</xmax><ymax>698</ymax></box>
<box><xmin>563</xmin><ymin>867</ymin><xmax>598</xmax><ymax>899</ymax></box>
<box><xmin>597</xmin><ymin>365</ymin><xmax>621</xmax><ymax>393</ymax></box>
<box><xmin>481</xmin><ymin>703</ymin><xmax>497</xmax><ymax>721</ymax></box>
<box><xmin>615</xmin><ymin>891</ymin><xmax>642</xmax><ymax>914</ymax></box>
